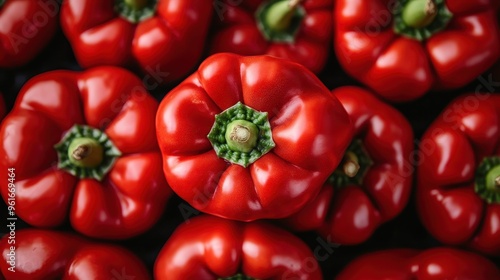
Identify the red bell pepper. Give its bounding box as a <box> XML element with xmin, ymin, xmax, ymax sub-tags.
<box><xmin>210</xmin><ymin>0</ymin><xmax>333</xmax><ymax>74</ymax></box>
<box><xmin>156</xmin><ymin>53</ymin><xmax>353</xmax><ymax>221</ymax></box>
<box><xmin>154</xmin><ymin>215</ymin><xmax>322</xmax><ymax>279</ymax></box>
<box><xmin>334</xmin><ymin>0</ymin><xmax>500</xmax><ymax>102</ymax></box>
<box><xmin>0</xmin><ymin>229</ymin><xmax>150</xmax><ymax>280</ymax></box>
<box><xmin>336</xmin><ymin>248</ymin><xmax>500</xmax><ymax>280</ymax></box>
<box><xmin>0</xmin><ymin>0</ymin><xmax>58</xmax><ymax>68</ymax></box>
<box><xmin>417</xmin><ymin>93</ymin><xmax>500</xmax><ymax>256</ymax></box>
<box><xmin>0</xmin><ymin>66</ymin><xmax>171</xmax><ymax>239</ymax></box>
<box><xmin>283</xmin><ymin>86</ymin><xmax>414</xmax><ymax>244</ymax></box>
<box><xmin>60</xmin><ymin>0</ymin><xmax>212</xmax><ymax>83</ymax></box>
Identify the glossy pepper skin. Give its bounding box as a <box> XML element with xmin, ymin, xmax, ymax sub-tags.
<box><xmin>417</xmin><ymin>93</ymin><xmax>500</xmax><ymax>256</ymax></box>
<box><xmin>156</xmin><ymin>53</ymin><xmax>353</xmax><ymax>221</ymax></box>
<box><xmin>334</xmin><ymin>0</ymin><xmax>500</xmax><ymax>102</ymax></box>
<box><xmin>0</xmin><ymin>0</ymin><xmax>58</xmax><ymax>68</ymax></box>
<box><xmin>154</xmin><ymin>215</ymin><xmax>322</xmax><ymax>280</ymax></box>
<box><xmin>210</xmin><ymin>0</ymin><xmax>333</xmax><ymax>74</ymax></box>
<box><xmin>60</xmin><ymin>0</ymin><xmax>212</xmax><ymax>83</ymax></box>
<box><xmin>0</xmin><ymin>66</ymin><xmax>171</xmax><ymax>239</ymax></box>
<box><xmin>283</xmin><ymin>86</ymin><xmax>413</xmax><ymax>244</ymax></box>
<box><xmin>0</xmin><ymin>229</ymin><xmax>150</xmax><ymax>280</ymax></box>
<box><xmin>336</xmin><ymin>248</ymin><xmax>500</xmax><ymax>280</ymax></box>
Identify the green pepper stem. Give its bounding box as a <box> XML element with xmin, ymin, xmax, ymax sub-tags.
<box><xmin>264</xmin><ymin>0</ymin><xmax>302</xmax><ymax>32</ymax></box>
<box><xmin>402</xmin><ymin>0</ymin><xmax>438</xmax><ymax>28</ymax></box>
<box><xmin>124</xmin><ymin>0</ymin><xmax>147</xmax><ymax>10</ymax></box>
<box><xmin>486</xmin><ymin>165</ymin><xmax>500</xmax><ymax>191</ymax></box>
<box><xmin>343</xmin><ymin>151</ymin><xmax>360</xmax><ymax>178</ymax></box>
<box><xmin>328</xmin><ymin>139</ymin><xmax>373</xmax><ymax>189</ymax></box>
<box><xmin>68</xmin><ymin>138</ymin><xmax>103</xmax><ymax>168</ymax></box>
<box><xmin>343</xmin><ymin>160</ymin><xmax>360</xmax><ymax>178</ymax></box>
<box><xmin>208</xmin><ymin>102</ymin><xmax>275</xmax><ymax>168</ymax></box>
<box><xmin>475</xmin><ymin>157</ymin><xmax>500</xmax><ymax>204</ymax></box>
<box><xmin>225</xmin><ymin>120</ymin><xmax>259</xmax><ymax>153</ymax></box>
<box><xmin>72</xmin><ymin>145</ymin><xmax>90</xmax><ymax>160</ymax></box>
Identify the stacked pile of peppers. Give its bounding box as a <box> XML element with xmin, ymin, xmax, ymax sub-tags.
<box><xmin>0</xmin><ymin>0</ymin><xmax>499</xmax><ymax>279</ymax></box>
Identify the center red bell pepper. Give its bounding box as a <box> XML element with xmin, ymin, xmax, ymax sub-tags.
<box><xmin>0</xmin><ymin>66</ymin><xmax>171</xmax><ymax>239</ymax></box>
<box><xmin>417</xmin><ymin>93</ymin><xmax>500</xmax><ymax>256</ymax></box>
<box><xmin>156</xmin><ymin>53</ymin><xmax>353</xmax><ymax>221</ymax></box>
<box><xmin>283</xmin><ymin>86</ymin><xmax>414</xmax><ymax>244</ymax></box>
<box><xmin>154</xmin><ymin>215</ymin><xmax>322</xmax><ymax>279</ymax></box>
<box><xmin>0</xmin><ymin>229</ymin><xmax>150</xmax><ymax>280</ymax></box>
<box><xmin>60</xmin><ymin>0</ymin><xmax>212</xmax><ymax>83</ymax></box>
<box><xmin>336</xmin><ymin>248</ymin><xmax>500</xmax><ymax>279</ymax></box>
<box><xmin>210</xmin><ymin>0</ymin><xmax>333</xmax><ymax>74</ymax></box>
<box><xmin>0</xmin><ymin>0</ymin><xmax>58</xmax><ymax>67</ymax></box>
<box><xmin>334</xmin><ymin>0</ymin><xmax>500</xmax><ymax>102</ymax></box>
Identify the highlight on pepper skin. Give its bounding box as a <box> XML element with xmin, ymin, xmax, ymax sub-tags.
<box><xmin>156</xmin><ymin>53</ymin><xmax>353</xmax><ymax>221</ymax></box>
<box><xmin>1</xmin><ymin>0</ymin><xmax>499</xmax><ymax>279</ymax></box>
<box><xmin>154</xmin><ymin>215</ymin><xmax>323</xmax><ymax>280</ymax></box>
<box><xmin>0</xmin><ymin>229</ymin><xmax>151</xmax><ymax>280</ymax></box>
<box><xmin>0</xmin><ymin>66</ymin><xmax>172</xmax><ymax>240</ymax></box>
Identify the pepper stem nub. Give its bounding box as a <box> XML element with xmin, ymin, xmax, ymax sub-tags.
<box><xmin>72</xmin><ymin>146</ymin><xmax>90</xmax><ymax>160</ymax></box>
<box><xmin>475</xmin><ymin>157</ymin><xmax>500</xmax><ymax>204</ymax></box>
<box><xmin>343</xmin><ymin>160</ymin><xmax>360</xmax><ymax>178</ymax></box>
<box><xmin>393</xmin><ymin>0</ymin><xmax>452</xmax><ymax>41</ymax></box>
<box><xmin>225</xmin><ymin>120</ymin><xmax>259</xmax><ymax>153</ymax></box>
<box><xmin>328</xmin><ymin>139</ymin><xmax>373</xmax><ymax>189</ymax></box>
<box><xmin>68</xmin><ymin>138</ymin><xmax>104</xmax><ymax>168</ymax></box>
<box><xmin>208</xmin><ymin>102</ymin><xmax>275</xmax><ymax>168</ymax></box>
<box><xmin>402</xmin><ymin>0</ymin><xmax>438</xmax><ymax>28</ymax></box>
<box><xmin>54</xmin><ymin>125</ymin><xmax>121</xmax><ymax>181</ymax></box>
<box><xmin>255</xmin><ymin>0</ymin><xmax>306</xmax><ymax>43</ymax></box>
<box><xmin>124</xmin><ymin>0</ymin><xmax>148</xmax><ymax>10</ymax></box>
<box><xmin>264</xmin><ymin>0</ymin><xmax>301</xmax><ymax>32</ymax></box>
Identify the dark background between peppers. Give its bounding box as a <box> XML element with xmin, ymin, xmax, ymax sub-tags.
<box><xmin>1</xmin><ymin>18</ymin><xmax>500</xmax><ymax>280</ymax></box>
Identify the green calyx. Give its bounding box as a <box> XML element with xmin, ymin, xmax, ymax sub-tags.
<box><xmin>54</xmin><ymin>125</ymin><xmax>121</xmax><ymax>181</ymax></box>
<box><xmin>475</xmin><ymin>156</ymin><xmax>500</xmax><ymax>204</ymax></box>
<box><xmin>115</xmin><ymin>0</ymin><xmax>157</xmax><ymax>23</ymax></box>
<box><xmin>208</xmin><ymin>102</ymin><xmax>275</xmax><ymax>168</ymax></box>
<box><xmin>255</xmin><ymin>0</ymin><xmax>306</xmax><ymax>43</ymax></box>
<box><xmin>328</xmin><ymin>139</ymin><xmax>373</xmax><ymax>189</ymax></box>
<box><xmin>0</xmin><ymin>0</ymin><xmax>5</xmax><ymax>9</ymax></box>
<box><xmin>218</xmin><ymin>274</ymin><xmax>256</xmax><ymax>280</ymax></box>
<box><xmin>393</xmin><ymin>0</ymin><xmax>452</xmax><ymax>41</ymax></box>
